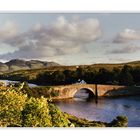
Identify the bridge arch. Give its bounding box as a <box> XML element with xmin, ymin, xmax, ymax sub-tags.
<box><xmin>73</xmin><ymin>87</ymin><xmax>95</xmax><ymax>99</ymax></box>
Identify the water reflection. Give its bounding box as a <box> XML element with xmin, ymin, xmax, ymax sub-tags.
<box><xmin>74</xmin><ymin>89</ymin><xmax>93</xmax><ymax>99</ymax></box>
<box><xmin>74</xmin><ymin>89</ymin><xmax>98</xmax><ymax>104</ymax></box>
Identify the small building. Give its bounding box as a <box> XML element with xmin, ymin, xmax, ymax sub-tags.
<box><xmin>76</xmin><ymin>79</ymin><xmax>86</xmax><ymax>84</ymax></box>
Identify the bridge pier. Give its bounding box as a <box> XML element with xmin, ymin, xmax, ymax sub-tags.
<box><xmin>95</xmin><ymin>84</ymin><xmax>98</xmax><ymax>104</ymax></box>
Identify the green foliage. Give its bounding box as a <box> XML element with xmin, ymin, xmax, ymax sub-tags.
<box><xmin>9</xmin><ymin>82</ymin><xmax>59</xmax><ymax>99</ymax></box>
<box><xmin>24</xmin><ymin>86</ymin><xmax>59</xmax><ymax>98</ymax></box>
<box><xmin>66</xmin><ymin>113</ymin><xmax>106</xmax><ymax>127</ymax></box>
<box><xmin>48</xmin><ymin>104</ymin><xmax>70</xmax><ymax>127</ymax></box>
<box><xmin>110</xmin><ymin>116</ymin><xmax>128</xmax><ymax>127</ymax></box>
<box><xmin>119</xmin><ymin>65</ymin><xmax>134</xmax><ymax>86</ymax></box>
<box><xmin>0</xmin><ymin>86</ymin><xmax>27</xmax><ymax>127</ymax></box>
<box><xmin>65</xmin><ymin>113</ymin><xmax>128</xmax><ymax>127</ymax></box>
<box><xmin>22</xmin><ymin>97</ymin><xmax>52</xmax><ymax>127</ymax></box>
<box><xmin>52</xmin><ymin>71</ymin><xmax>65</xmax><ymax>85</ymax></box>
<box><xmin>131</xmin><ymin>66</ymin><xmax>140</xmax><ymax>84</ymax></box>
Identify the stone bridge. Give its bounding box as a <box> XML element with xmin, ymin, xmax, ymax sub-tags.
<box><xmin>52</xmin><ymin>84</ymin><xmax>127</xmax><ymax>99</ymax></box>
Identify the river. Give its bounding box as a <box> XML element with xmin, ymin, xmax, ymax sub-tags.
<box><xmin>1</xmin><ymin>80</ymin><xmax>140</xmax><ymax>127</ymax></box>
<box><xmin>0</xmin><ymin>79</ymin><xmax>37</xmax><ymax>87</ymax></box>
<box><xmin>55</xmin><ymin>89</ymin><xmax>140</xmax><ymax>127</ymax></box>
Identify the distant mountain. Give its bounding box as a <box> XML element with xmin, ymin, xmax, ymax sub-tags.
<box><xmin>0</xmin><ymin>59</ymin><xmax>60</xmax><ymax>72</ymax></box>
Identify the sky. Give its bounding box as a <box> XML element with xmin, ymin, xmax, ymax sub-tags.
<box><xmin>0</xmin><ymin>13</ymin><xmax>140</xmax><ymax>65</ymax></box>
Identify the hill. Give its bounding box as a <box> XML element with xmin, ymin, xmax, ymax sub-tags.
<box><xmin>0</xmin><ymin>59</ymin><xmax>60</xmax><ymax>72</ymax></box>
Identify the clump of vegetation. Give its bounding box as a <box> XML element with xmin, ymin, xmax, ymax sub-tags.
<box><xmin>0</xmin><ymin>83</ymin><xmax>27</xmax><ymax>127</ymax></box>
<box><xmin>28</xmin><ymin>87</ymin><xmax>59</xmax><ymax>98</ymax></box>
<box><xmin>48</xmin><ymin>104</ymin><xmax>71</xmax><ymax>127</ymax></box>
<box><xmin>0</xmin><ymin>83</ymin><xmax>128</xmax><ymax>127</ymax></box>
<box><xmin>22</xmin><ymin>97</ymin><xmax>52</xmax><ymax>127</ymax></box>
<box><xmin>109</xmin><ymin>116</ymin><xmax>128</xmax><ymax>127</ymax></box>
<box><xmin>65</xmin><ymin>113</ymin><xmax>107</xmax><ymax>127</ymax></box>
<box><xmin>10</xmin><ymin>82</ymin><xmax>59</xmax><ymax>99</ymax></box>
<box><xmin>64</xmin><ymin>113</ymin><xmax>128</xmax><ymax>127</ymax></box>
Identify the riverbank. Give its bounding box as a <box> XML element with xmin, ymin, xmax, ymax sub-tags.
<box><xmin>66</xmin><ymin>113</ymin><xmax>128</xmax><ymax>127</ymax></box>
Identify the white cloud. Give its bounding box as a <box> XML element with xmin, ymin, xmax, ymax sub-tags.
<box><xmin>0</xmin><ymin>21</ymin><xmax>19</xmax><ymax>42</ymax></box>
<box><xmin>0</xmin><ymin>43</ymin><xmax>18</xmax><ymax>55</ymax></box>
<box><xmin>113</xmin><ymin>28</ymin><xmax>140</xmax><ymax>43</ymax></box>
<box><xmin>0</xmin><ymin>16</ymin><xmax>102</xmax><ymax>60</ymax></box>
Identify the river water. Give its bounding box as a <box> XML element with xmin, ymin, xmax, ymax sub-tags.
<box><xmin>55</xmin><ymin>89</ymin><xmax>140</xmax><ymax>127</ymax></box>
<box><xmin>0</xmin><ymin>79</ymin><xmax>37</xmax><ymax>87</ymax></box>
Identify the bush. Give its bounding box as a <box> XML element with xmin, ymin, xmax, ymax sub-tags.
<box><xmin>22</xmin><ymin>97</ymin><xmax>52</xmax><ymax>127</ymax></box>
<box><xmin>0</xmin><ymin>87</ymin><xmax>27</xmax><ymax>127</ymax></box>
<box><xmin>110</xmin><ymin>116</ymin><xmax>128</xmax><ymax>127</ymax></box>
<box><xmin>20</xmin><ymin>84</ymin><xmax>59</xmax><ymax>99</ymax></box>
<box><xmin>48</xmin><ymin>104</ymin><xmax>70</xmax><ymax>127</ymax></box>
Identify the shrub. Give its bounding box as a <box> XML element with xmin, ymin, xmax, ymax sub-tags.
<box><xmin>22</xmin><ymin>97</ymin><xmax>52</xmax><ymax>127</ymax></box>
<box><xmin>110</xmin><ymin>116</ymin><xmax>128</xmax><ymax>127</ymax></box>
<box><xmin>0</xmin><ymin>87</ymin><xmax>27</xmax><ymax>127</ymax></box>
<box><xmin>48</xmin><ymin>104</ymin><xmax>70</xmax><ymax>127</ymax></box>
<box><xmin>22</xmin><ymin>85</ymin><xmax>59</xmax><ymax>99</ymax></box>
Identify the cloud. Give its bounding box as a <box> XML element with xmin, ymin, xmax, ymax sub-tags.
<box><xmin>108</xmin><ymin>44</ymin><xmax>140</xmax><ymax>54</ymax></box>
<box><xmin>113</xmin><ymin>28</ymin><xmax>140</xmax><ymax>43</ymax></box>
<box><xmin>0</xmin><ymin>16</ymin><xmax>102</xmax><ymax>60</ymax></box>
<box><xmin>0</xmin><ymin>21</ymin><xmax>19</xmax><ymax>42</ymax></box>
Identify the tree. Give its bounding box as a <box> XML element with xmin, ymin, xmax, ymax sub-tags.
<box><xmin>36</xmin><ymin>72</ymin><xmax>53</xmax><ymax>85</ymax></box>
<box><xmin>52</xmin><ymin>71</ymin><xmax>65</xmax><ymax>85</ymax></box>
<box><xmin>119</xmin><ymin>65</ymin><xmax>134</xmax><ymax>86</ymax></box>
<box><xmin>63</xmin><ymin>70</ymin><xmax>76</xmax><ymax>84</ymax></box>
<box><xmin>96</xmin><ymin>68</ymin><xmax>111</xmax><ymax>84</ymax></box>
<box><xmin>76</xmin><ymin>67</ymin><xmax>85</xmax><ymax>80</ymax></box>
<box><xmin>84</xmin><ymin>70</ymin><xmax>97</xmax><ymax>84</ymax></box>
<box><xmin>112</xmin><ymin>67</ymin><xmax>121</xmax><ymax>84</ymax></box>
<box><xmin>131</xmin><ymin>67</ymin><xmax>140</xmax><ymax>85</ymax></box>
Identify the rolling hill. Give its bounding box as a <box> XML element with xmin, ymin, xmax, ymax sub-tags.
<box><xmin>0</xmin><ymin>59</ymin><xmax>60</xmax><ymax>72</ymax></box>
